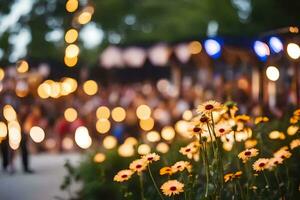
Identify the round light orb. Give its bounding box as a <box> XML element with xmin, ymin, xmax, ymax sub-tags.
<box><xmin>96</xmin><ymin>118</ymin><xmax>111</xmax><ymax>134</ymax></box>
<box><xmin>64</xmin><ymin>56</ymin><xmax>78</xmax><ymax>67</ymax></box>
<box><xmin>266</xmin><ymin>66</ymin><xmax>280</xmax><ymax>81</ymax></box>
<box><xmin>64</xmin><ymin>108</ymin><xmax>78</xmax><ymax>122</ymax></box>
<box><xmin>3</xmin><ymin>105</ymin><xmax>17</xmax><ymax>121</ymax></box>
<box><xmin>156</xmin><ymin>142</ymin><xmax>169</xmax><ymax>154</ymax></box>
<box><xmin>75</xmin><ymin>126</ymin><xmax>92</xmax><ymax>149</ymax></box>
<box><xmin>16</xmin><ymin>60</ymin><xmax>29</xmax><ymax>73</ymax></box>
<box><xmin>62</xmin><ymin>137</ymin><xmax>74</xmax><ymax>150</ymax></box>
<box><xmin>37</xmin><ymin>83</ymin><xmax>51</xmax><ymax>99</ymax></box>
<box><xmin>65</xmin><ymin>44</ymin><xmax>80</xmax><ymax>58</ymax></box>
<box><xmin>204</xmin><ymin>39</ymin><xmax>221</xmax><ymax>59</ymax></box>
<box><xmin>287</xmin><ymin>43</ymin><xmax>300</xmax><ymax>59</ymax></box>
<box><xmin>182</xmin><ymin>110</ymin><xmax>193</xmax><ymax>121</ymax></box>
<box><xmin>0</xmin><ymin>68</ymin><xmax>5</xmax><ymax>81</ymax></box>
<box><xmin>137</xmin><ymin>144</ymin><xmax>151</xmax><ymax>155</ymax></box>
<box><xmin>83</xmin><ymin>80</ymin><xmax>98</xmax><ymax>95</ymax></box>
<box><xmin>66</xmin><ymin>0</ymin><xmax>78</xmax><ymax>12</ymax></box>
<box><xmin>253</xmin><ymin>41</ymin><xmax>270</xmax><ymax>61</ymax></box>
<box><xmin>111</xmin><ymin>107</ymin><xmax>126</xmax><ymax>122</ymax></box>
<box><xmin>124</xmin><ymin>137</ymin><xmax>138</xmax><ymax>146</ymax></box>
<box><xmin>94</xmin><ymin>153</ymin><xmax>106</xmax><ymax>163</ymax></box>
<box><xmin>146</xmin><ymin>131</ymin><xmax>161</xmax><ymax>142</ymax></box>
<box><xmin>139</xmin><ymin>117</ymin><xmax>154</xmax><ymax>131</ymax></box>
<box><xmin>118</xmin><ymin>144</ymin><xmax>135</xmax><ymax>157</ymax></box>
<box><xmin>65</xmin><ymin>29</ymin><xmax>78</xmax><ymax>43</ymax></box>
<box><xmin>136</xmin><ymin>104</ymin><xmax>151</xmax><ymax>120</ymax></box>
<box><xmin>29</xmin><ymin>126</ymin><xmax>45</xmax><ymax>143</ymax></box>
<box><xmin>0</xmin><ymin>121</ymin><xmax>8</xmax><ymax>137</ymax></box>
<box><xmin>161</xmin><ymin>126</ymin><xmax>175</xmax><ymax>141</ymax></box>
<box><xmin>269</xmin><ymin>37</ymin><xmax>283</xmax><ymax>53</ymax></box>
<box><xmin>103</xmin><ymin>135</ymin><xmax>117</xmax><ymax>149</ymax></box>
<box><xmin>188</xmin><ymin>41</ymin><xmax>202</xmax><ymax>54</ymax></box>
<box><xmin>96</xmin><ymin>106</ymin><xmax>110</xmax><ymax>119</ymax></box>
<box><xmin>78</xmin><ymin>12</ymin><xmax>92</xmax><ymax>25</ymax></box>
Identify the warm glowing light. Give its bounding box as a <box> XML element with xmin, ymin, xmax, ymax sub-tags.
<box><xmin>146</xmin><ymin>131</ymin><xmax>161</xmax><ymax>142</ymax></box>
<box><xmin>161</xmin><ymin>126</ymin><xmax>175</xmax><ymax>141</ymax></box>
<box><xmin>0</xmin><ymin>122</ymin><xmax>8</xmax><ymax>137</ymax></box>
<box><xmin>139</xmin><ymin>117</ymin><xmax>154</xmax><ymax>131</ymax></box>
<box><xmin>63</xmin><ymin>77</ymin><xmax>77</xmax><ymax>93</ymax></box>
<box><xmin>137</xmin><ymin>144</ymin><xmax>151</xmax><ymax>155</ymax></box>
<box><xmin>118</xmin><ymin>144</ymin><xmax>135</xmax><ymax>157</ymax></box>
<box><xmin>65</xmin><ymin>44</ymin><xmax>80</xmax><ymax>58</ymax></box>
<box><xmin>269</xmin><ymin>130</ymin><xmax>282</xmax><ymax>139</ymax></box>
<box><xmin>175</xmin><ymin>120</ymin><xmax>190</xmax><ymax>137</ymax></box>
<box><xmin>64</xmin><ymin>108</ymin><xmax>78</xmax><ymax>122</ymax></box>
<box><xmin>62</xmin><ymin>137</ymin><xmax>74</xmax><ymax>150</ymax></box>
<box><xmin>29</xmin><ymin>126</ymin><xmax>45</xmax><ymax>143</ymax></box>
<box><xmin>124</xmin><ymin>137</ymin><xmax>138</xmax><ymax>146</ymax></box>
<box><xmin>223</xmin><ymin>142</ymin><xmax>233</xmax><ymax>151</ymax></box>
<box><xmin>83</xmin><ymin>80</ymin><xmax>98</xmax><ymax>95</ymax></box>
<box><xmin>45</xmin><ymin>138</ymin><xmax>56</xmax><ymax>150</ymax></box>
<box><xmin>15</xmin><ymin>81</ymin><xmax>29</xmax><ymax>97</ymax></box>
<box><xmin>112</xmin><ymin>107</ymin><xmax>126</xmax><ymax>122</ymax></box>
<box><xmin>204</xmin><ymin>39</ymin><xmax>221</xmax><ymax>58</ymax></box>
<box><xmin>65</xmin><ymin>29</ymin><xmax>78</xmax><ymax>43</ymax></box>
<box><xmin>3</xmin><ymin>105</ymin><xmax>17</xmax><ymax>121</ymax></box>
<box><xmin>156</xmin><ymin>142</ymin><xmax>169</xmax><ymax>153</ymax></box>
<box><xmin>188</xmin><ymin>41</ymin><xmax>202</xmax><ymax>54</ymax></box>
<box><xmin>66</xmin><ymin>0</ymin><xmax>78</xmax><ymax>12</ymax></box>
<box><xmin>75</xmin><ymin>126</ymin><xmax>92</xmax><ymax>149</ymax></box>
<box><xmin>96</xmin><ymin>106</ymin><xmax>110</xmax><ymax>119</ymax></box>
<box><xmin>37</xmin><ymin>83</ymin><xmax>51</xmax><ymax>99</ymax></box>
<box><xmin>287</xmin><ymin>125</ymin><xmax>299</xmax><ymax>136</ymax></box>
<box><xmin>182</xmin><ymin>110</ymin><xmax>193</xmax><ymax>121</ymax></box>
<box><xmin>16</xmin><ymin>60</ymin><xmax>29</xmax><ymax>73</ymax></box>
<box><xmin>94</xmin><ymin>153</ymin><xmax>106</xmax><ymax>163</ymax></box>
<box><xmin>8</xmin><ymin>123</ymin><xmax>21</xmax><ymax>150</ymax></box>
<box><xmin>96</xmin><ymin>118</ymin><xmax>111</xmax><ymax>134</ymax></box>
<box><xmin>64</xmin><ymin>56</ymin><xmax>78</xmax><ymax>67</ymax></box>
<box><xmin>103</xmin><ymin>135</ymin><xmax>117</xmax><ymax>149</ymax></box>
<box><xmin>287</xmin><ymin>43</ymin><xmax>300</xmax><ymax>59</ymax></box>
<box><xmin>78</xmin><ymin>12</ymin><xmax>92</xmax><ymax>25</ymax></box>
<box><xmin>49</xmin><ymin>81</ymin><xmax>61</xmax><ymax>98</ymax></box>
<box><xmin>0</xmin><ymin>68</ymin><xmax>5</xmax><ymax>81</ymax></box>
<box><xmin>136</xmin><ymin>104</ymin><xmax>151</xmax><ymax>120</ymax></box>
<box><xmin>266</xmin><ymin>66</ymin><xmax>280</xmax><ymax>81</ymax></box>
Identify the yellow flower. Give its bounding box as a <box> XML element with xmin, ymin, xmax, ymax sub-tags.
<box><xmin>235</xmin><ymin>115</ymin><xmax>251</xmax><ymax>122</ymax></box>
<box><xmin>160</xmin><ymin>167</ymin><xmax>173</xmax><ymax>176</ymax></box>
<box><xmin>267</xmin><ymin>157</ymin><xmax>283</xmax><ymax>170</ymax></box>
<box><xmin>179</xmin><ymin>141</ymin><xmax>200</xmax><ymax>159</ymax></box>
<box><xmin>253</xmin><ymin>158</ymin><xmax>269</xmax><ymax>172</ymax></box>
<box><xmin>290</xmin><ymin>116</ymin><xmax>299</xmax><ymax>124</ymax></box>
<box><xmin>142</xmin><ymin>153</ymin><xmax>160</xmax><ymax>164</ymax></box>
<box><xmin>160</xmin><ymin>180</ymin><xmax>184</xmax><ymax>197</ymax></box>
<box><xmin>129</xmin><ymin>159</ymin><xmax>147</xmax><ymax>173</ymax></box>
<box><xmin>187</xmin><ymin>125</ymin><xmax>203</xmax><ymax>137</ymax></box>
<box><xmin>273</xmin><ymin>146</ymin><xmax>292</xmax><ymax>160</ymax></box>
<box><xmin>197</xmin><ymin>100</ymin><xmax>222</xmax><ymax>115</ymax></box>
<box><xmin>214</xmin><ymin>122</ymin><xmax>232</xmax><ymax>137</ymax></box>
<box><xmin>224</xmin><ymin>171</ymin><xmax>242</xmax><ymax>183</ymax></box>
<box><xmin>171</xmin><ymin>161</ymin><xmax>191</xmax><ymax>173</ymax></box>
<box><xmin>290</xmin><ymin>139</ymin><xmax>300</xmax><ymax>150</ymax></box>
<box><xmin>113</xmin><ymin>169</ymin><xmax>133</xmax><ymax>182</ymax></box>
<box><xmin>293</xmin><ymin>109</ymin><xmax>300</xmax><ymax>116</ymax></box>
<box><xmin>238</xmin><ymin>148</ymin><xmax>259</xmax><ymax>163</ymax></box>
<box><xmin>254</xmin><ymin>116</ymin><xmax>269</xmax><ymax>125</ymax></box>
<box><xmin>244</xmin><ymin>139</ymin><xmax>258</xmax><ymax>149</ymax></box>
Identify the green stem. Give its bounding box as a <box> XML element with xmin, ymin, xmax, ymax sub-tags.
<box><xmin>148</xmin><ymin>166</ymin><xmax>165</xmax><ymax>200</ymax></box>
<box><xmin>262</xmin><ymin>171</ymin><xmax>270</xmax><ymax>190</ymax></box>
<box><xmin>139</xmin><ymin>173</ymin><xmax>145</xmax><ymax>200</ymax></box>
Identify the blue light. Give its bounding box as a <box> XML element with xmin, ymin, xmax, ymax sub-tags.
<box><xmin>253</xmin><ymin>40</ymin><xmax>270</xmax><ymax>61</ymax></box>
<box><xmin>269</xmin><ymin>37</ymin><xmax>283</xmax><ymax>53</ymax></box>
<box><xmin>204</xmin><ymin>39</ymin><xmax>221</xmax><ymax>59</ymax></box>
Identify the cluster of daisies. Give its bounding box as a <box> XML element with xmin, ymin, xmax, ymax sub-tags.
<box><xmin>113</xmin><ymin>100</ymin><xmax>300</xmax><ymax>198</ymax></box>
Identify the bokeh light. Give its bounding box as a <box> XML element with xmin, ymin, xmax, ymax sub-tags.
<box><xmin>118</xmin><ymin>144</ymin><xmax>135</xmax><ymax>157</ymax></box>
<box><xmin>62</xmin><ymin>137</ymin><xmax>74</xmax><ymax>150</ymax></box>
<box><xmin>137</xmin><ymin>144</ymin><xmax>151</xmax><ymax>155</ymax></box>
<box><xmin>96</xmin><ymin>106</ymin><xmax>110</xmax><ymax>119</ymax></box>
<box><xmin>266</xmin><ymin>66</ymin><xmax>280</xmax><ymax>81</ymax></box>
<box><xmin>156</xmin><ymin>142</ymin><xmax>169</xmax><ymax>153</ymax></box>
<box><xmin>161</xmin><ymin>126</ymin><xmax>175</xmax><ymax>141</ymax></box>
<box><xmin>124</xmin><ymin>137</ymin><xmax>138</xmax><ymax>146</ymax></box>
<box><xmin>37</xmin><ymin>83</ymin><xmax>51</xmax><ymax>99</ymax></box>
<box><xmin>29</xmin><ymin>126</ymin><xmax>45</xmax><ymax>143</ymax></box>
<box><xmin>65</xmin><ymin>29</ymin><xmax>78</xmax><ymax>43</ymax></box>
<box><xmin>94</xmin><ymin>153</ymin><xmax>106</xmax><ymax>163</ymax></box>
<box><xmin>64</xmin><ymin>56</ymin><xmax>78</xmax><ymax>67</ymax></box>
<box><xmin>83</xmin><ymin>80</ymin><xmax>98</xmax><ymax>95</ymax></box>
<box><xmin>269</xmin><ymin>37</ymin><xmax>283</xmax><ymax>53</ymax></box>
<box><xmin>75</xmin><ymin>126</ymin><xmax>92</xmax><ymax>149</ymax></box>
<box><xmin>103</xmin><ymin>135</ymin><xmax>117</xmax><ymax>149</ymax></box>
<box><xmin>0</xmin><ymin>68</ymin><xmax>5</xmax><ymax>81</ymax></box>
<box><xmin>3</xmin><ymin>105</ymin><xmax>17</xmax><ymax>121</ymax></box>
<box><xmin>16</xmin><ymin>60</ymin><xmax>29</xmax><ymax>73</ymax></box>
<box><xmin>146</xmin><ymin>131</ymin><xmax>161</xmax><ymax>142</ymax></box>
<box><xmin>204</xmin><ymin>39</ymin><xmax>221</xmax><ymax>59</ymax></box>
<box><xmin>139</xmin><ymin>117</ymin><xmax>154</xmax><ymax>131</ymax></box>
<box><xmin>136</xmin><ymin>104</ymin><xmax>151</xmax><ymax>120</ymax></box>
<box><xmin>287</xmin><ymin>43</ymin><xmax>300</xmax><ymax>59</ymax></box>
<box><xmin>112</xmin><ymin>107</ymin><xmax>126</xmax><ymax>122</ymax></box>
<box><xmin>182</xmin><ymin>110</ymin><xmax>193</xmax><ymax>121</ymax></box>
<box><xmin>65</xmin><ymin>44</ymin><xmax>80</xmax><ymax>58</ymax></box>
<box><xmin>66</xmin><ymin>0</ymin><xmax>78</xmax><ymax>12</ymax></box>
<box><xmin>188</xmin><ymin>41</ymin><xmax>202</xmax><ymax>54</ymax></box>
<box><xmin>96</xmin><ymin>118</ymin><xmax>111</xmax><ymax>134</ymax></box>
<box><xmin>64</xmin><ymin>108</ymin><xmax>78</xmax><ymax>122</ymax></box>
<box><xmin>0</xmin><ymin>121</ymin><xmax>8</xmax><ymax>138</ymax></box>
<box><xmin>253</xmin><ymin>41</ymin><xmax>270</xmax><ymax>61</ymax></box>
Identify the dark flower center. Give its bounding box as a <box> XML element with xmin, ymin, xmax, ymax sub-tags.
<box><xmin>193</xmin><ymin>127</ymin><xmax>201</xmax><ymax>132</ymax></box>
<box><xmin>258</xmin><ymin>163</ymin><xmax>265</xmax><ymax>167</ymax></box>
<box><xmin>219</xmin><ymin>128</ymin><xmax>225</xmax><ymax>133</ymax></box>
<box><xmin>205</xmin><ymin>104</ymin><xmax>214</xmax><ymax>110</ymax></box>
<box><xmin>136</xmin><ymin>164</ymin><xmax>142</xmax><ymax>169</ymax></box>
<box><xmin>185</xmin><ymin>148</ymin><xmax>191</xmax><ymax>152</ymax></box>
<box><xmin>121</xmin><ymin>175</ymin><xmax>128</xmax><ymax>178</ymax></box>
<box><xmin>200</xmin><ymin>116</ymin><xmax>208</xmax><ymax>123</ymax></box>
<box><xmin>244</xmin><ymin>151</ymin><xmax>251</xmax><ymax>156</ymax></box>
<box><xmin>170</xmin><ymin>186</ymin><xmax>177</xmax><ymax>191</ymax></box>
<box><xmin>147</xmin><ymin>157</ymin><xmax>153</xmax><ymax>161</ymax></box>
